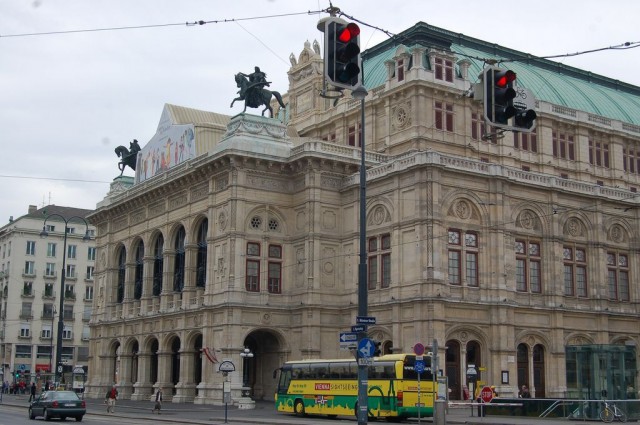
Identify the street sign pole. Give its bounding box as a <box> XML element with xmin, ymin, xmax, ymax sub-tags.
<box><xmin>355</xmin><ymin>83</ymin><xmax>368</xmax><ymax>425</ymax></box>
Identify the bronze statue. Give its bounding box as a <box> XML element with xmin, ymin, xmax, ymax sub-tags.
<box><xmin>230</xmin><ymin>66</ymin><xmax>286</xmax><ymax>118</ymax></box>
<box><xmin>115</xmin><ymin>139</ymin><xmax>141</xmax><ymax>175</ymax></box>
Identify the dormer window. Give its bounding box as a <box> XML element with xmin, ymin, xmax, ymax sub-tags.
<box><xmin>397</xmin><ymin>59</ymin><xmax>405</xmax><ymax>82</ymax></box>
<box><xmin>435</xmin><ymin>57</ymin><xmax>454</xmax><ymax>82</ymax></box>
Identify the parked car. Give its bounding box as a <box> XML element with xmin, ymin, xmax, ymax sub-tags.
<box><xmin>29</xmin><ymin>390</ymin><xmax>86</xmax><ymax>422</ymax></box>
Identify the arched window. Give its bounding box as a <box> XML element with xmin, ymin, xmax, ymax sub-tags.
<box><xmin>117</xmin><ymin>247</ymin><xmax>126</xmax><ymax>303</ymax></box>
<box><xmin>517</xmin><ymin>343</ymin><xmax>530</xmax><ymax>390</ymax></box>
<box><xmin>152</xmin><ymin>235</ymin><xmax>164</xmax><ymax>296</ymax></box>
<box><xmin>134</xmin><ymin>241</ymin><xmax>144</xmax><ymax>300</ymax></box>
<box><xmin>173</xmin><ymin>227</ymin><xmax>186</xmax><ymax>292</ymax></box>
<box><xmin>196</xmin><ymin>219</ymin><xmax>208</xmax><ymax>288</ymax></box>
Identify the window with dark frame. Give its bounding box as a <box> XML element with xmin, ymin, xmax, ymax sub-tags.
<box><xmin>515</xmin><ymin>240</ymin><xmax>542</xmax><ymax>293</ymax></box>
<box><xmin>435</xmin><ymin>101</ymin><xmax>454</xmax><ymax>132</ymax></box>
<box><xmin>173</xmin><ymin>227</ymin><xmax>186</xmax><ymax>292</ymax></box>
<box><xmin>348</xmin><ymin>124</ymin><xmax>362</xmax><ymax>147</ymax></box>
<box><xmin>134</xmin><ymin>241</ymin><xmax>144</xmax><ymax>300</ymax></box>
<box><xmin>434</xmin><ymin>57</ymin><xmax>453</xmax><ymax>82</ymax></box>
<box><xmin>448</xmin><ymin>229</ymin><xmax>479</xmax><ymax>287</ymax></box>
<box><xmin>563</xmin><ymin>246</ymin><xmax>587</xmax><ymax>297</ymax></box>
<box><xmin>607</xmin><ymin>252</ymin><xmax>630</xmax><ymax>301</ymax></box>
<box><xmin>623</xmin><ymin>143</ymin><xmax>640</xmax><ymax>174</ymax></box>
<box><xmin>552</xmin><ymin>131</ymin><xmax>575</xmax><ymax>160</ymax></box>
<box><xmin>246</xmin><ymin>242</ymin><xmax>260</xmax><ymax>292</ymax></box>
<box><xmin>513</xmin><ymin>128</ymin><xmax>538</xmax><ymax>152</ymax></box>
<box><xmin>588</xmin><ymin>139</ymin><xmax>610</xmax><ymax>168</ymax></box>
<box><xmin>152</xmin><ymin>235</ymin><xmax>164</xmax><ymax>297</ymax></box>
<box><xmin>397</xmin><ymin>58</ymin><xmax>404</xmax><ymax>81</ymax></box>
<box><xmin>196</xmin><ymin>219</ymin><xmax>208</xmax><ymax>288</ymax></box>
<box><xmin>268</xmin><ymin>244</ymin><xmax>282</xmax><ymax>294</ymax></box>
<box><xmin>368</xmin><ymin>234</ymin><xmax>391</xmax><ymax>289</ymax></box>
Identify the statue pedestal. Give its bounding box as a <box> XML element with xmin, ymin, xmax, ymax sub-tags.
<box><xmin>215</xmin><ymin>113</ymin><xmax>292</xmax><ymax>159</ymax></box>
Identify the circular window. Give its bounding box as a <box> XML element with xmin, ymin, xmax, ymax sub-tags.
<box><xmin>250</xmin><ymin>216</ymin><xmax>262</xmax><ymax>229</ymax></box>
<box><xmin>268</xmin><ymin>219</ymin><xmax>279</xmax><ymax>231</ymax></box>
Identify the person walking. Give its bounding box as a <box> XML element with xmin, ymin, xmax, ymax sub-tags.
<box><xmin>28</xmin><ymin>382</ymin><xmax>37</xmax><ymax>402</ymax></box>
<box><xmin>105</xmin><ymin>385</ymin><xmax>118</xmax><ymax>413</ymax></box>
<box><xmin>151</xmin><ymin>387</ymin><xmax>163</xmax><ymax>414</ymax></box>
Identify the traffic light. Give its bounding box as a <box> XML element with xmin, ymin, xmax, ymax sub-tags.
<box><xmin>324</xmin><ymin>18</ymin><xmax>361</xmax><ymax>90</ymax></box>
<box><xmin>373</xmin><ymin>341</ymin><xmax>382</xmax><ymax>357</ymax></box>
<box><xmin>513</xmin><ymin>104</ymin><xmax>537</xmax><ymax>130</ymax></box>
<box><xmin>484</xmin><ymin>66</ymin><xmax>516</xmax><ymax>126</ymax></box>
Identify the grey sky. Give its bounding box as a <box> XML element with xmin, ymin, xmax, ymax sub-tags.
<box><xmin>1</xmin><ymin>0</ymin><xmax>639</xmax><ymax>222</ymax></box>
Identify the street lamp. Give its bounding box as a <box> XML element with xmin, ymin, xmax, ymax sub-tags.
<box><xmin>40</xmin><ymin>214</ymin><xmax>91</xmax><ymax>387</ymax></box>
<box><xmin>240</xmin><ymin>347</ymin><xmax>253</xmax><ymax>395</ymax></box>
<box><xmin>48</xmin><ymin>305</ymin><xmax>56</xmax><ymax>388</ymax></box>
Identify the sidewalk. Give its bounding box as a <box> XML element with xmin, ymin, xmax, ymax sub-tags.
<box><xmin>1</xmin><ymin>393</ymin><xmax>595</xmax><ymax>424</ymax></box>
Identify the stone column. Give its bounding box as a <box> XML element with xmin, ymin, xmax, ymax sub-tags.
<box><xmin>117</xmin><ymin>353</ymin><xmax>133</xmax><ymax>398</ymax></box>
<box><xmin>173</xmin><ymin>348</ymin><xmax>197</xmax><ymax>402</ymax></box>
<box><xmin>131</xmin><ymin>352</ymin><xmax>154</xmax><ymax>400</ymax></box>
<box><xmin>157</xmin><ymin>350</ymin><xmax>174</xmax><ymax>396</ymax></box>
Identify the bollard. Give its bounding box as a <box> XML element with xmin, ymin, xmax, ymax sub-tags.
<box><xmin>434</xmin><ymin>399</ymin><xmax>446</xmax><ymax>425</ymax></box>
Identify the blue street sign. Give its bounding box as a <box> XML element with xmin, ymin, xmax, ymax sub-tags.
<box><xmin>340</xmin><ymin>332</ymin><xmax>358</xmax><ymax>343</ymax></box>
<box><xmin>358</xmin><ymin>338</ymin><xmax>374</xmax><ymax>358</ymax></box>
<box><xmin>356</xmin><ymin>316</ymin><xmax>376</xmax><ymax>325</ymax></box>
<box><xmin>351</xmin><ymin>325</ymin><xmax>367</xmax><ymax>333</ymax></box>
<box><xmin>415</xmin><ymin>360</ymin><xmax>425</xmax><ymax>373</ymax></box>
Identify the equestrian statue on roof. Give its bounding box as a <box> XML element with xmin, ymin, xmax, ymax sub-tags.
<box><xmin>230</xmin><ymin>66</ymin><xmax>286</xmax><ymax>118</ymax></box>
<box><xmin>114</xmin><ymin>139</ymin><xmax>141</xmax><ymax>176</ymax></box>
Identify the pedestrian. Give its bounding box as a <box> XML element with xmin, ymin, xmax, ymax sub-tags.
<box><xmin>105</xmin><ymin>385</ymin><xmax>118</xmax><ymax>413</ymax></box>
<box><xmin>151</xmin><ymin>387</ymin><xmax>163</xmax><ymax>414</ymax></box>
<box><xmin>28</xmin><ymin>382</ymin><xmax>37</xmax><ymax>402</ymax></box>
<box><xmin>519</xmin><ymin>384</ymin><xmax>531</xmax><ymax>398</ymax></box>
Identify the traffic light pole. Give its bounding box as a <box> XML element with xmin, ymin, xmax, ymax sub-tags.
<box><xmin>353</xmin><ymin>85</ymin><xmax>368</xmax><ymax>425</ymax></box>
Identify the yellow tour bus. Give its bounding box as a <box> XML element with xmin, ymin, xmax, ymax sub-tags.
<box><xmin>274</xmin><ymin>353</ymin><xmax>435</xmax><ymax>420</ymax></box>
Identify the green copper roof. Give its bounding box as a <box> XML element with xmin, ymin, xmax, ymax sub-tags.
<box><xmin>362</xmin><ymin>22</ymin><xmax>640</xmax><ymax>126</ymax></box>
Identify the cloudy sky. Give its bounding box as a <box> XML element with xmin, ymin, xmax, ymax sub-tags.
<box><xmin>1</xmin><ymin>0</ymin><xmax>639</xmax><ymax>223</ymax></box>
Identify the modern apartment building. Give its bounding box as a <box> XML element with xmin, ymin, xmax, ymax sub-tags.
<box><xmin>84</xmin><ymin>22</ymin><xmax>638</xmax><ymax>405</ymax></box>
<box><xmin>0</xmin><ymin>205</ymin><xmax>96</xmax><ymax>388</ymax></box>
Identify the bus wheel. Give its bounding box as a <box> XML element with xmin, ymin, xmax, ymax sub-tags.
<box><xmin>294</xmin><ymin>399</ymin><xmax>306</xmax><ymax>416</ymax></box>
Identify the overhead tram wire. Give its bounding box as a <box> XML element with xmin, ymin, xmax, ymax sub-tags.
<box><xmin>0</xmin><ymin>9</ymin><xmax>324</xmax><ymax>38</ymax></box>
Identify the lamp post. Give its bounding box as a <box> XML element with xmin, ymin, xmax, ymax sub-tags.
<box><xmin>352</xmin><ymin>84</ymin><xmax>369</xmax><ymax>425</ymax></box>
<box><xmin>240</xmin><ymin>347</ymin><xmax>253</xmax><ymax>395</ymax></box>
<box><xmin>40</xmin><ymin>214</ymin><xmax>91</xmax><ymax>387</ymax></box>
<box><xmin>48</xmin><ymin>305</ymin><xmax>56</xmax><ymax>388</ymax></box>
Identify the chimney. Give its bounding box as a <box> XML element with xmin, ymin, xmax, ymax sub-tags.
<box><xmin>28</xmin><ymin>205</ymin><xmax>37</xmax><ymax>214</ymax></box>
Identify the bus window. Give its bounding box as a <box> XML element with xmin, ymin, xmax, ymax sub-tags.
<box><xmin>328</xmin><ymin>362</ymin><xmax>350</xmax><ymax>379</ymax></box>
<box><xmin>291</xmin><ymin>364</ymin><xmax>309</xmax><ymax>379</ymax></box>
<box><xmin>309</xmin><ymin>363</ymin><xmax>330</xmax><ymax>379</ymax></box>
<box><xmin>370</xmin><ymin>361</ymin><xmax>395</xmax><ymax>379</ymax></box>
<box><xmin>277</xmin><ymin>368</ymin><xmax>292</xmax><ymax>393</ymax></box>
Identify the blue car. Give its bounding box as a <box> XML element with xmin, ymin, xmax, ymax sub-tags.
<box><xmin>29</xmin><ymin>390</ymin><xmax>86</xmax><ymax>422</ymax></box>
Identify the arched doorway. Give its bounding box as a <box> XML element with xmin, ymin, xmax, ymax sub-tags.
<box><xmin>130</xmin><ymin>340</ymin><xmax>139</xmax><ymax>385</ymax></box>
<box><xmin>446</xmin><ymin>340</ymin><xmax>461</xmax><ymax>400</ymax></box>
<box><xmin>533</xmin><ymin>344</ymin><xmax>546</xmax><ymax>397</ymax></box>
<box><xmin>242</xmin><ymin>329</ymin><xmax>284</xmax><ymax>401</ymax></box>
<box><xmin>149</xmin><ymin>339</ymin><xmax>159</xmax><ymax>385</ymax></box>
<box><xmin>111</xmin><ymin>342</ymin><xmax>121</xmax><ymax>385</ymax></box>
<box><xmin>517</xmin><ymin>343</ymin><xmax>529</xmax><ymax>393</ymax></box>
<box><xmin>193</xmin><ymin>334</ymin><xmax>203</xmax><ymax>396</ymax></box>
<box><xmin>170</xmin><ymin>337</ymin><xmax>181</xmax><ymax>394</ymax></box>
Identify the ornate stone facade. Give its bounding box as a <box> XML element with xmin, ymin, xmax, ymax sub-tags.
<box><xmin>85</xmin><ymin>24</ymin><xmax>639</xmax><ymax>406</ymax></box>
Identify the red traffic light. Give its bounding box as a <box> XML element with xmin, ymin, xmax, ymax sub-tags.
<box><xmin>495</xmin><ymin>70</ymin><xmax>516</xmax><ymax>88</ymax></box>
<box><xmin>338</xmin><ymin>23</ymin><xmax>360</xmax><ymax>43</ymax></box>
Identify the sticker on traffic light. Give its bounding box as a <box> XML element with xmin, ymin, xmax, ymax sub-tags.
<box><xmin>324</xmin><ymin>18</ymin><xmax>361</xmax><ymax>90</ymax></box>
